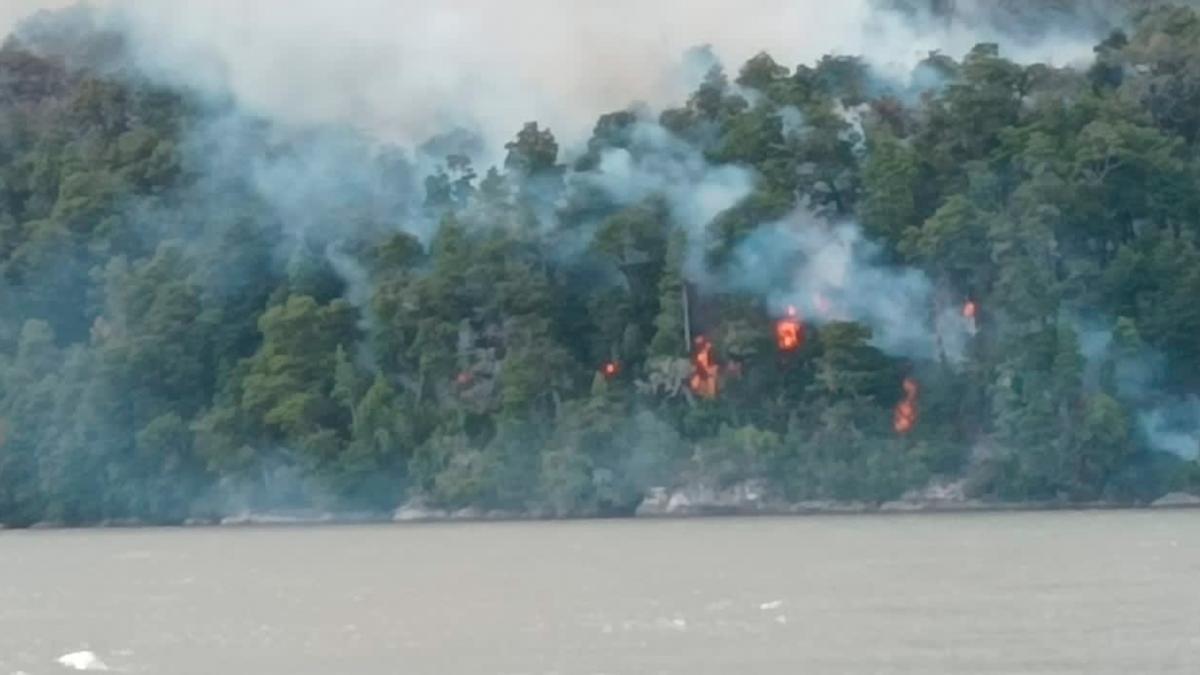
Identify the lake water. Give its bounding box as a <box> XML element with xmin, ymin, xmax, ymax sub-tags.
<box><xmin>1</xmin><ymin>510</ymin><xmax>1198</xmax><ymax>674</ymax></box>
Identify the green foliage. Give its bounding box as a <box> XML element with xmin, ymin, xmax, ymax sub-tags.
<box><xmin>5</xmin><ymin>13</ymin><xmax>1200</xmax><ymax>526</ymax></box>
<box><xmin>861</xmin><ymin>130</ymin><xmax>919</xmax><ymax>243</ymax></box>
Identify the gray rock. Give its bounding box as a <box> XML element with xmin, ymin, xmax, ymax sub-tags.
<box><xmin>1151</xmin><ymin>492</ymin><xmax>1200</xmax><ymax>508</ymax></box>
<box><xmin>635</xmin><ymin>487</ymin><xmax>671</xmax><ymax>516</ymax></box>
<box><xmin>636</xmin><ymin>480</ymin><xmax>776</xmax><ymax>516</ymax></box>
<box><xmin>28</xmin><ymin>521</ymin><xmax>64</xmax><ymax>530</ymax></box>
<box><xmin>452</xmin><ymin>506</ymin><xmax>484</xmax><ymax>520</ymax></box>
<box><xmin>98</xmin><ymin>518</ymin><xmax>145</xmax><ymax>528</ymax></box>
<box><xmin>393</xmin><ymin>500</ymin><xmax>449</xmax><ymax>522</ymax></box>
<box><xmin>665</xmin><ymin>491</ymin><xmax>694</xmax><ymax>515</ymax></box>
<box><xmin>218</xmin><ymin>510</ymin><xmax>333</xmax><ymax>526</ymax></box>
<box><xmin>903</xmin><ymin>479</ymin><xmax>967</xmax><ymax>503</ymax></box>
<box><xmin>789</xmin><ymin>500</ymin><xmax>870</xmax><ymax>514</ymax></box>
<box><xmin>880</xmin><ymin>500</ymin><xmax>928</xmax><ymax>513</ymax></box>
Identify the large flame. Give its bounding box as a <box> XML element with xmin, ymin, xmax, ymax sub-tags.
<box><xmin>776</xmin><ymin>305</ymin><xmax>806</xmax><ymax>352</ymax></box>
<box><xmin>690</xmin><ymin>335</ymin><xmax>719</xmax><ymax>399</ymax></box>
<box><xmin>893</xmin><ymin>377</ymin><xmax>919</xmax><ymax>435</ymax></box>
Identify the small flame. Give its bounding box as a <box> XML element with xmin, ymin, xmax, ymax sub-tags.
<box><xmin>962</xmin><ymin>300</ymin><xmax>978</xmax><ymax>320</ymax></box>
<box><xmin>893</xmin><ymin>377</ymin><xmax>920</xmax><ymax>435</ymax></box>
<box><xmin>455</xmin><ymin>371</ymin><xmax>473</xmax><ymax>387</ymax></box>
<box><xmin>601</xmin><ymin>361</ymin><xmax>620</xmax><ymax>379</ymax></box>
<box><xmin>776</xmin><ymin>305</ymin><xmax>806</xmax><ymax>352</ymax></box>
<box><xmin>689</xmin><ymin>335</ymin><xmax>719</xmax><ymax>399</ymax></box>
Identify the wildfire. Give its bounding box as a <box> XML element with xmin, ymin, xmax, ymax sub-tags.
<box><xmin>689</xmin><ymin>335</ymin><xmax>719</xmax><ymax>399</ymax></box>
<box><xmin>962</xmin><ymin>299</ymin><xmax>979</xmax><ymax>336</ymax></box>
<box><xmin>601</xmin><ymin>361</ymin><xmax>621</xmax><ymax>379</ymax></box>
<box><xmin>455</xmin><ymin>371</ymin><xmax>473</xmax><ymax>387</ymax></box>
<box><xmin>775</xmin><ymin>305</ymin><xmax>806</xmax><ymax>352</ymax></box>
<box><xmin>893</xmin><ymin>377</ymin><xmax>920</xmax><ymax>435</ymax></box>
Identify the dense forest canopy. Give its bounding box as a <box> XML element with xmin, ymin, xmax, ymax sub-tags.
<box><xmin>2</xmin><ymin>3</ymin><xmax>1200</xmax><ymax>526</ymax></box>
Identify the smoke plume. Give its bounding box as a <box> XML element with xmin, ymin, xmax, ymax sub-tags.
<box><xmin>6</xmin><ymin>0</ymin><xmax>1123</xmax><ymax>151</ymax></box>
<box><xmin>3</xmin><ymin>0</ymin><xmax>1126</xmax><ymax>362</ymax></box>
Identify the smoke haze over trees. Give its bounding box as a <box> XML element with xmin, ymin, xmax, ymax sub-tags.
<box><xmin>2</xmin><ymin>1</ymin><xmax>1200</xmax><ymax>525</ymax></box>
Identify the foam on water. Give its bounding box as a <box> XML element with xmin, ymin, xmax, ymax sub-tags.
<box><xmin>55</xmin><ymin>651</ymin><xmax>108</xmax><ymax>671</ymax></box>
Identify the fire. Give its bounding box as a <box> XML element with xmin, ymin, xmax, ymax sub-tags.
<box><xmin>455</xmin><ymin>371</ymin><xmax>473</xmax><ymax>387</ymax></box>
<box><xmin>775</xmin><ymin>305</ymin><xmax>806</xmax><ymax>352</ymax></box>
<box><xmin>893</xmin><ymin>377</ymin><xmax>920</xmax><ymax>435</ymax></box>
<box><xmin>689</xmin><ymin>335</ymin><xmax>719</xmax><ymax>399</ymax></box>
<box><xmin>962</xmin><ymin>299</ymin><xmax>979</xmax><ymax>336</ymax></box>
<box><xmin>600</xmin><ymin>361</ymin><xmax>620</xmax><ymax>379</ymax></box>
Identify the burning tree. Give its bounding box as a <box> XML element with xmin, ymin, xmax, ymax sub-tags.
<box><xmin>690</xmin><ymin>336</ymin><xmax>720</xmax><ymax>399</ymax></box>
<box><xmin>775</xmin><ymin>305</ymin><xmax>806</xmax><ymax>353</ymax></box>
<box><xmin>893</xmin><ymin>377</ymin><xmax>920</xmax><ymax>435</ymax></box>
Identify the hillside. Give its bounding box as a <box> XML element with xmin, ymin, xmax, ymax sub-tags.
<box><xmin>1</xmin><ymin>5</ymin><xmax>1200</xmax><ymax>525</ymax></box>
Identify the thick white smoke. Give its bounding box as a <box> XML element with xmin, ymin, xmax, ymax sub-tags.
<box><xmin>579</xmin><ymin>121</ymin><xmax>756</xmax><ymax>234</ymax></box>
<box><xmin>0</xmin><ymin>0</ymin><xmax>74</xmax><ymax>35</ymax></box>
<box><xmin>719</xmin><ymin>216</ymin><xmax>974</xmax><ymax>360</ymax></box>
<box><xmin>0</xmin><ymin>0</ymin><xmax>1110</xmax><ymax>363</ymax></box>
<box><xmin>1140</xmin><ymin>397</ymin><xmax>1200</xmax><ymax>460</ymax></box>
<box><xmin>5</xmin><ymin>0</ymin><xmax>1104</xmax><ymax>151</ymax></box>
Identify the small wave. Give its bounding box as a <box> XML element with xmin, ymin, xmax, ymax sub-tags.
<box><xmin>56</xmin><ymin>651</ymin><xmax>108</xmax><ymax>671</ymax></box>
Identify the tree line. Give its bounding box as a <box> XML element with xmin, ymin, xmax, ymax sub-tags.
<box><xmin>2</xmin><ymin>7</ymin><xmax>1200</xmax><ymax>525</ymax></box>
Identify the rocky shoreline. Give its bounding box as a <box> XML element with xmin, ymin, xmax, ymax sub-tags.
<box><xmin>222</xmin><ymin>489</ymin><xmax>1200</xmax><ymax>526</ymax></box>
<box><xmin>8</xmin><ymin>488</ymin><xmax>1200</xmax><ymax>530</ymax></box>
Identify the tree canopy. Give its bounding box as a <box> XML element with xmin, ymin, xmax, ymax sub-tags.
<box><xmin>2</xmin><ymin>7</ymin><xmax>1200</xmax><ymax>525</ymax></box>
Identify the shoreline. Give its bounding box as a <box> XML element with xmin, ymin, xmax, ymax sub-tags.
<box><xmin>5</xmin><ymin>492</ymin><xmax>1200</xmax><ymax>531</ymax></box>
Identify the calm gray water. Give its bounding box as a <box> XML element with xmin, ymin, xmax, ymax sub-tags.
<box><xmin>1</xmin><ymin>511</ymin><xmax>1198</xmax><ymax>674</ymax></box>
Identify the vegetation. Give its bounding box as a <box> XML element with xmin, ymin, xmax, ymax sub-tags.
<box><xmin>2</xmin><ymin>7</ymin><xmax>1200</xmax><ymax>526</ymax></box>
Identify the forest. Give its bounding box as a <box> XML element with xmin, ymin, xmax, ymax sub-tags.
<box><xmin>2</xmin><ymin>4</ymin><xmax>1200</xmax><ymax>526</ymax></box>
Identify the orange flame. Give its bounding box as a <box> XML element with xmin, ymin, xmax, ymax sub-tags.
<box><xmin>689</xmin><ymin>335</ymin><xmax>719</xmax><ymax>399</ymax></box>
<box><xmin>455</xmin><ymin>371</ymin><xmax>473</xmax><ymax>387</ymax></box>
<box><xmin>893</xmin><ymin>377</ymin><xmax>920</xmax><ymax>435</ymax></box>
<box><xmin>962</xmin><ymin>300</ymin><xmax>978</xmax><ymax>320</ymax></box>
<box><xmin>601</xmin><ymin>361</ymin><xmax>620</xmax><ymax>379</ymax></box>
<box><xmin>776</xmin><ymin>305</ymin><xmax>806</xmax><ymax>352</ymax></box>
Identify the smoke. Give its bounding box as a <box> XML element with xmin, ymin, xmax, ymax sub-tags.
<box><xmin>1139</xmin><ymin>397</ymin><xmax>1200</xmax><ymax>461</ymax></box>
<box><xmin>719</xmin><ymin>215</ymin><xmax>968</xmax><ymax>360</ymax></box>
<box><xmin>1075</xmin><ymin>319</ymin><xmax>1200</xmax><ymax>459</ymax></box>
<box><xmin>576</xmin><ymin>120</ymin><xmax>756</xmax><ymax>235</ymax></box>
<box><xmin>564</xmin><ymin>117</ymin><xmax>958</xmax><ymax>363</ymax></box>
<box><xmin>1076</xmin><ymin>320</ymin><xmax>1163</xmax><ymax>398</ymax></box>
<box><xmin>2</xmin><ymin>1</ymin><xmax>1130</xmax><ymax>311</ymax></box>
<box><xmin>0</xmin><ymin>0</ymin><xmax>75</xmax><ymax>37</ymax></box>
<box><xmin>6</xmin><ymin>0</ymin><xmax>1124</xmax><ymax>153</ymax></box>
